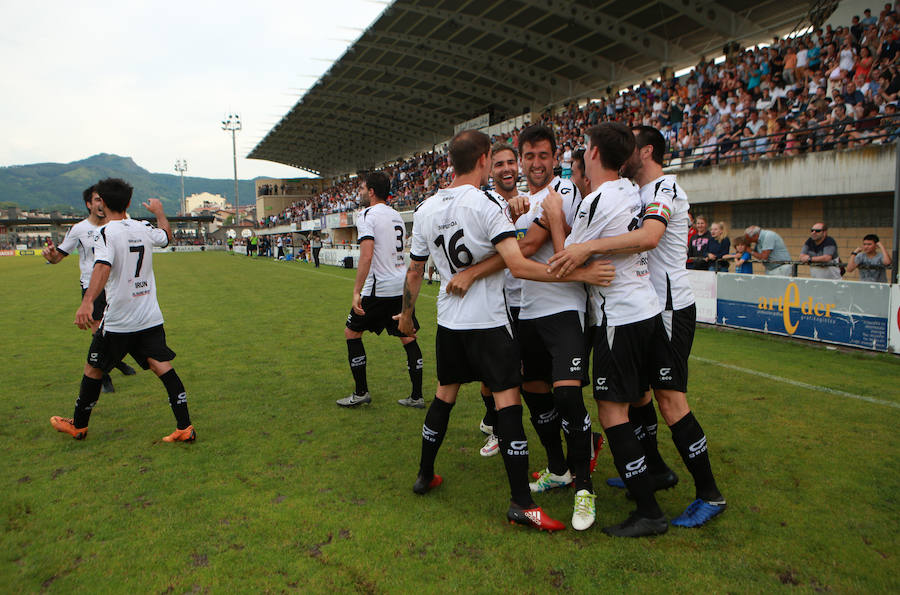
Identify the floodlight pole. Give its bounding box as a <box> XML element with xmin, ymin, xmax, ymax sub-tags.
<box><xmin>222</xmin><ymin>113</ymin><xmax>242</xmax><ymax>227</ymax></box>
<box><xmin>174</xmin><ymin>159</ymin><xmax>187</xmax><ymax>215</ymax></box>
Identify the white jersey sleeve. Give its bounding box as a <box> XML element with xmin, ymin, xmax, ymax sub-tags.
<box><xmin>95</xmin><ymin>220</ymin><xmax>165</xmax><ymax>333</ymax></box>
<box><xmin>57</xmin><ymin>219</ymin><xmax>101</xmax><ymax>289</ymax></box>
<box><xmin>517</xmin><ymin>178</ymin><xmax>587</xmax><ymax>319</ymax></box>
<box><xmin>358</xmin><ymin>203</ymin><xmax>406</xmax><ymax>297</ymax></box>
<box><xmin>413</xmin><ymin>186</ymin><xmax>515</xmax><ymax>329</ymax></box>
<box><xmin>639</xmin><ymin>175</ymin><xmax>694</xmax><ymax>311</ymax></box>
<box><xmin>144</xmin><ymin>221</ymin><xmax>169</xmax><ymax>248</ymax></box>
<box><xmin>567</xmin><ymin>180</ymin><xmax>660</xmax><ymax>327</ymax></box>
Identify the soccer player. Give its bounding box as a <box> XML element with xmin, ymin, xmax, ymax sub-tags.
<box><xmin>447</xmin><ymin>126</ymin><xmax>595</xmax><ymax>529</ymax></box>
<box><xmin>550</xmin><ymin>124</ymin><xmax>726</xmax><ymax>530</ymax></box>
<box><xmin>42</xmin><ymin>185</ymin><xmax>137</xmax><ymax>393</ymax></box>
<box><xmin>50</xmin><ymin>178</ymin><xmax>195</xmax><ymax>442</ymax></box>
<box><xmin>395</xmin><ymin>130</ymin><xmax>614</xmax><ymax>531</ymax></box>
<box><xmin>542</xmin><ymin>122</ymin><xmax>669</xmax><ymax>537</ymax></box>
<box><xmin>337</xmin><ymin>171</ymin><xmax>424</xmax><ymax>409</ymax></box>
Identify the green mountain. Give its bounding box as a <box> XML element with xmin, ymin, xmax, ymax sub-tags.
<box><xmin>0</xmin><ymin>154</ymin><xmax>273</xmax><ymax>216</ymax></box>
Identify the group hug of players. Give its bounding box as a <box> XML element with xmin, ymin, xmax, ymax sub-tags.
<box><xmin>343</xmin><ymin>123</ymin><xmax>726</xmax><ymax>536</ymax></box>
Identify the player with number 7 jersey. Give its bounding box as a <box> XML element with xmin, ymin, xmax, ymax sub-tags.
<box><xmin>93</xmin><ymin>218</ymin><xmax>168</xmax><ymax>332</ymax></box>
<box><xmin>50</xmin><ymin>178</ymin><xmax>195</xmax><ymax>444</ymax></box>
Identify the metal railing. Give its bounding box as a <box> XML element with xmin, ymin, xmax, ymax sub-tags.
<box><xmin>665</xmin><ymin>114</ymin><xmax>900</xmax><ymax>169</ymax></box>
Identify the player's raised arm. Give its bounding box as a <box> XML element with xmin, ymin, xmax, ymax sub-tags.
<box><xmin>42</xmin><ymin>238</ymin><xmax>64</xmax><ymax>264</ymax></box>
<box><xmin>142</xmin><ymin>199</ymin><xmax>171</xmax><ymax>243</ymax></box>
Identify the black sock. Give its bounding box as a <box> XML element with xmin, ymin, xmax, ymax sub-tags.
<box><xmin>671</xmin><ymin>412</ymin><xmax>722</xmax><ymax>501</ymax></box>
<box><xmin>115</xmin><ymin>361</ymin><xmax>132</xmax><ymax>373</ymax></box>
<box><xmin>418</xmin><ymin>397</ymin><xmax>454</xmax><ymax>478</ymax></box>
<box><xmin>159</xmin><ymin>369</ymin><xmax>191</xmax><ymax>430</ymax></box>
<box><xmin>403</xmin><ymin>341</ymin><xmax>423</xmax><ymax>400</ymax></box>
<box><xmin>605</xmin><ymin>422</ymin><xmax>663</xmax><ymax>519</ymax></box>
<box><xmin>630</xmin><ymin>401</ymin><xmax>668</xmax><ymax>475</ymax></box>
<box><xmin>522</xmin><ymin>391</ymin><xmax>566</xmax><ymax>476</ymax></box>
<box><xmin>481</xmin><ymin>391</ymin><xmax>497</xmax><ymax>430</ymax></box>
<box><xmin>73</xmin><ymin>375</ymin><xmax>102</xmax><ymax>428</ymax></box>
<box><xmin>495</xmin><ymin>405</ymin><xmax>534</xmax><ymax>508</ymax></box>
<box><xmin>346</xmin><ymin>338</ymin><xmax>368</xmax><ymax>395</ymax></box>
<box><xmin>554</xmin><ymin>386</ymin><xmax>593</xmax><ymax>493</ymax></box>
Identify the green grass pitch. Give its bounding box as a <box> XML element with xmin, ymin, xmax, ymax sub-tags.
<box><xmin>2</xmin><ymin>252</ymin><xmax>898</xmax><ymax>592</ymax></box>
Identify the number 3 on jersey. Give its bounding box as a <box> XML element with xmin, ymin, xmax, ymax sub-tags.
<box><xmin>433</xmin><ymin>228</ymin><xmax>473</xmax><ymax>274</ymax></box>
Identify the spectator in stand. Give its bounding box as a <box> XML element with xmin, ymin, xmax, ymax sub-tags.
<box><xmin>706</xmin><ymin>221</ymin><xmax>731</xmax><ymax>271</ymax></box>
<box><xmin>800</xmin><ymin>222</ymin><xmax>841</xmax><ymax>279</ymax></box>
<box><xmin>722</xmin><ymin>236</ymin><xmax>754</xmax><ymax>273</ymax></box>
<box><xmin>846</xmin><ymin>233</ymin><xmax>892</xmax><ymax>282</ymax></box>
<box><xmin>688</xmin><ymin>215</ymin><xmax>711</xmax><ymax>269</ymax></box>
<box><xmin>745</xmin><ymin>225</ymin><xmax>792</xmax><ymax>276</ymax></box>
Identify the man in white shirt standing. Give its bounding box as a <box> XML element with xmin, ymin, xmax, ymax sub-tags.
<box><xmin>42</xmin><ymin>184</ymin><xmax>137</xmax><ymax>393</ymax></box>
<box><xmin>338</xmin><ymin>172</ymin><xmax>424</xmax><ymax>409</ymax></box>
<box><xmin>396</xmin><ymin>130</ymin><xmax>614</xmax><ymax>531</ymax></box>
<box><xmin>50</xmin><ymin>178</ymin><xmax>195</xmax><ymax>443</ymax></box>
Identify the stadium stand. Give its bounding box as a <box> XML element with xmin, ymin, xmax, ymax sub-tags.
<box><xmin>265</xmin><ymin>8</ymin><xmax>899</xmax><ymax>229</ymax></box>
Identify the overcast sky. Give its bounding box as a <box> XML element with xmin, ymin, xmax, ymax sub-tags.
<box><xmin>0</xmin><ymin>0</ymin><xmax>387</xmax><ymax>180</ymax></box>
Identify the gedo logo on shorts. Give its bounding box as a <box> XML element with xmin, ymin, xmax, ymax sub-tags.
<box><xmin>595</xmin><ymin>377</ymin><xmax>608</xmax><ymax>391</ymax></box>
<box><xmin>659</xmin><ymin>367</ymin><xmax>672</xmax><ymax>381</ymax></box>
<box><xmin>570</xmin><ymin>357</ymin><xmax>582</xmax><ymax>372</ymax></box>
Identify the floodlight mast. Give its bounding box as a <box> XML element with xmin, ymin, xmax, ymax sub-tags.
<box><xmin>221</xmin><ymin>114</ymin><xmax>242</xmax><ymax>225</ymax></box>
<box><xmin>174</xmin><ymin>159</ymin><xmax>187</xmax><ymax>215</ymax></box>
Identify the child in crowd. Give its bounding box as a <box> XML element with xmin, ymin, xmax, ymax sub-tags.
<box><xmin>722</xmin><ymin>236</ymin><xmax>754</xmax><ymax>274</ymax></box>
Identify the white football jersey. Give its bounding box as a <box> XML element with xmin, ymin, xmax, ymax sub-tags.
<box><xmin>640</xmin><ymin>175</ymin><xmax>695</xmax><ymax>310</ymax></box>
<box><xmin>93</xmin><ymin>219</ymin><xmax>169</xmax><ymax>333</ymax></box>
<box><xmin>566</xmin><ymin>179</ymin><xmax>661</xmax><ymax>327</ymax></box>
<box><xmin>517</xmin><ymin>177</ymin><xmax>586</xmax><ymax>319</ymax></box>
<box><xmin>410</xmin><ymin>184</ymin><xmax>516</xmax><ymax>330</ymax></box>
<box><xmin>356</xmin><ymin>202</ymin><xmax>406</xmax><ymax>297</ymax></box>
<box><xmin>57</xmin><ymin>218</ymin><xmax>101</xmax><ymax>289</ymax></box>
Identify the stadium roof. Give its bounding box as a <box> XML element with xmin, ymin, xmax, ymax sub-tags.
<box><xmin>249</xmin><ymin>0</ymin><xmax>814</xmax><ymax>177</ymax></box>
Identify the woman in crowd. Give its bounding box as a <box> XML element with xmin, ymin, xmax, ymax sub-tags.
<box><xmin>706</xmin><ymin>221</ymin><xmax>731</xmax><ymax>272</ymax></box>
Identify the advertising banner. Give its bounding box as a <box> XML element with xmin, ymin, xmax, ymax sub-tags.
<box><xmin>889</xmin><ymin>284</ymin><xmax>900</xmax><ymax>354</ymax></box>
<box><xmin>300</xmin><ymin>220</ymin><xmax>321</xmax><ymax>231</ymax></box>
<box><xmin>326</xmin><ymin>213</ymin><xmax>342</xmax><ymax>228</ymax></box>
<box><xmin>687</xmin><ymin>270</ymin><xmax>717</xmax><ymax>323</ymax></box>
<box><xmin>716</xmin><ymin>274</ymin><xmax>891</xmax><ymax>351</ymax></box>
<box><xmin>454</xmin><ymin>113</ymin><xmax>490</xmax><ymax>134</ymax></box>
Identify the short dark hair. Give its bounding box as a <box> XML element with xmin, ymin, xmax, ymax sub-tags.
<box><xmin>95</xmin><ymin>178</ymin><xmax>133</xmax><ymax>213</ymax></box>
<box><xmin>572</xmin><ymin>149</ymin><xmax>586</xmax><ymax>175</ymax></box>
<box><xmin>449</xmin><ymin>130</ymin><xmax>491</xmax><ymax>174</ymax></box>
<box><xmin>490</xmin><ymin>142</ymin><xmax>517</xmax><ymax>160</ymax></box>
<box><xmin>82</xmin><ymin>185</ymin><xmax>96</xmax><ymax>206</ymax></box>
<box><xmin>364</xmin><ymin>171</ymin><xmax>390</xmax><ymax>200</ymax></box>
<box><xmin>585</xmin><ymin>122</ymin><xmax>635</xmax><ymax>172</ymax></box>
<box><xmin>863</xmin><ymin>233</ymin><xmax>880</xmax><ymax>243</ymax></box>
<box><xmin>517</xmin><ymin>124</ymin><xmax>557</xmax><ymax>155</ymax></box>
<box><xmin>632</xmin><ymin>125</ymin><xmax>666</xmax><ymax>165</ymax></box>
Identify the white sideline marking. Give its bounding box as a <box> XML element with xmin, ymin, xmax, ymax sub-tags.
<box><xmin>288</xmin><ymin>263</ymin><xmax>898</xmax><ymax>408</ymax></box>
<box><xmin>690</xmin><ymin>355</ymin><xmax>900</xmax><ymax>410</ymax></box>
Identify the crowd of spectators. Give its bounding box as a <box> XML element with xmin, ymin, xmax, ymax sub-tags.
<box><xmin>268</xmin><ymin>6</ymin><xmax>900</xmax><ymax>227</ymax></box>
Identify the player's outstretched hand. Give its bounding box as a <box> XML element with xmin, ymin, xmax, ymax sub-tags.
<box><xmin>142</xmin><ymin>198</ymin><xmax>164</xmax><ymax>215</ymax></box>
<box><xmin>446</xmin><ymin>268</ymin><xmax>476</xmax><ymax>297</ymax></box>
<box><xmin>393</xmin><ymin>313</ymin><xmax>417</xmax><ymax>339</ymax></box>
<box><xmin>352</xmin><ymin>292</ymin><xmax>365</xmax><ymax>315</ymax></box>
<box><xmin>548</xmin><ymin>242</ymin><xmax>593</xmax><ymax>278</ymax></box>
<box><xmin>42</xmin><ymin>239</ymin><xmax>60</xmax><ymax>263</ymax></box>
<box><xmin>582</xmin><ymin>259</ymin><xmax>616</xmax><ymax>287</ymax></box>
<box><xmin>507</xmin><ymin>194</ymin><xmax>530</xmax><ymax>220</ymax></box>
<box><xmin>75</xmin><ymin>303</ymin><xmax>94</xmax><ymax>330</ymax></box>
